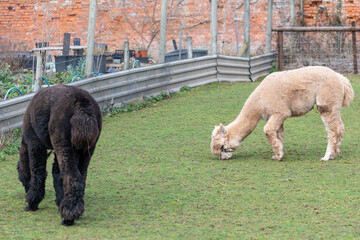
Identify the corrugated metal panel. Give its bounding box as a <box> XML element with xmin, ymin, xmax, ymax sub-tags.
<box><xmin>0</xmin><ymin>94</ymin><xmax>34</xmax><ymax>132</ymax></box>
<box><xmin>217</xmin><ymin>55</ymin><xmax>251</xmax><ymax>82</ymax></box>
<box><xmin>70</xmin><ymin>55</ymin><xmax>218</xmax><ymax>108</ymax></box>
<box><xmin>0</xmin><ymin>56</ymin><xmax>217</xmax><ymax>132</ymax></box>
<box><xmin>0</xmin><ymin>54</ymin><xmax>276</xmax><ymax>132</ymax></box>
<box><xmin>250</xmin><ymin>52</ymin><xmax>277</xmax><ymax>81</ymax></box>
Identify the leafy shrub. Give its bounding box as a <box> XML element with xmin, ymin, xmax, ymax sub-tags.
<box><xmin>45</xmin><ymin>58</ymin><xmax>86</xmax><ymax>85</ymax></box>
<box><xmin>67</xmin><ymin>58</ymin><xmax>86</xmax><ymax>79</ymax></box>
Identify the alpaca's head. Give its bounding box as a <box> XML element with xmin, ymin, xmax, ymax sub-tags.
<box><xmin>211</xmin><ymin>124</ymin><xmax>238</xmax><ymax>160</ymax></box>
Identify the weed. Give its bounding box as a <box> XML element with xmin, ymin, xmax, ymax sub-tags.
<box><xmin>0</xmin><ymin>128</ymin><xmax>21</xmax><ymax>161</ymax></box>
<box><xmin>270</xmin><ymin>62</ymin><xmax>278</xmax><ymax>73</ymax></box>
<box><xmin>180</xmin><ymin>85</ymin><xmax>192</xmax><ymax>92</ymax></box>
<box><xmin>104</xmin><ymin>91</ymin><xmax>171</xmax><ymax>116</ymax></box>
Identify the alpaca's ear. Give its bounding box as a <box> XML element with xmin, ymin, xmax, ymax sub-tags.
<box><xmin>219</xmin><ymin>123</ymin><xmax>226</xmax><ymax>136</ymax></box>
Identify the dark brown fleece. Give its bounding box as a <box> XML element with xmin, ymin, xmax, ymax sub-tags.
<box><xmin>18</xmin><ymin>85</ymin><xmax>102</xmax><ymax>226</ymax></box>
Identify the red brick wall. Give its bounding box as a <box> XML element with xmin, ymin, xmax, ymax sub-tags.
<box><xmin>0</xmin><ymin>0</ymin><xmax>359</xmax><ymax>60</ymax></box>
<box><xmin>303</xmin><ymin>0</ymin><xmax>360</xmax><ymax>26</ymax></box>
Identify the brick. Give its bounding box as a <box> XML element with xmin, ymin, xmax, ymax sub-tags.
<box><xmin>0</xmin><ymin>0</ymin><xmax>359</xmax><ymax>59</ymax></box>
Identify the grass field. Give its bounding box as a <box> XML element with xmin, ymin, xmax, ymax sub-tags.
<box><xmin>1</xmin><ymin>75</ymin><xmax>360</xmax><ymax>239</ymax></box>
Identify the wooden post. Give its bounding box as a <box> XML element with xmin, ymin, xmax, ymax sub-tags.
<box><xmin>63</xmin><ymin>33</ymin><xmax>71</xmax><ymax>56</ymax></box>
<box><xmin>352</xmin><ymin>22</ymin><xmax>358</xmax><ymax>74</ymax></box>
<box><xmin>210</xmin><ymin>0</ymin><xmax>218</xmax><ymax>55</ymax></box>
<box><xmin>124</xmin><ymin>40</ymin><xmax>129</xmax><ymax>70</ymax></box>
<box><xmin>85</xmin><ymin>0</ymin><xmax>97</xmax><ymax>76</ymax></box>
<box><xmin>187</xmin><ymin>37</ymin><xmax>193</xmax><ymax>59</ymax></box>
<box><xmin>244</xmin><ymin>0</ymin><xmax>250</xmax><ymax>57</ymax></box>
<box><xmin>277</xmin><ymin>31</ymin><xmax>284</xmax><ymax>71</ymax></box>
<box><xmin>265</xmin><ymin>0</ymin><xmax>273</xmax><ymax>53</ymax></box>
<box><xmin>172</xmin><ymin>39</ymin><xmax>178</xmax><ymax>50</ymax></box>
<box><xmin>34</xmin><ymin>50</ymin><xmax>46</xmax><ymax>92</ymax></box>
<box><xmin>158</xmin><ymin>0</ymin><xmax>168</xmax><ymax>64</ymax></box>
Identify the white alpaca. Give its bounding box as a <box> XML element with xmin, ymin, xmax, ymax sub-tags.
<box><xmin>211</xmin><ymin>66</ymin><xmax>354</xmax><ymax>161</ymax></box>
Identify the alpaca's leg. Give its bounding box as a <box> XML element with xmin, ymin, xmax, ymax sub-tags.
<box><xmin>25</xmin><ymin>142</ymin><xmax>48</xmax><ymax>211</ymax></box>
<box><xmin>334</xmin><ymin>119</ymin><xmax>345</xmax><ymax>155</ymax></box>
<box><xmin>319</xmin><ymin>111</ymin><xmax>344</xmax><ymax>161</ymax></box>
<box><xmin>264</xmin><ymin>114</ymin><xmax>286</xmax><ymax>161</ymax></box>
<box><xmin>60</xmin><ymin>148</ymin><xmax>95</xmax><ymax>225</ymax></box>
<box><xmin>78</xmin><ymin>148</ymin><xmax>94</xmax><ymax>199</ymax></box>
<box><xmin>52</xmin><ymin>154</ymin><xmax>64</xmax><ymax>207</ymax></box>
<box><xmin>74</xmin><ymin>152</ymin><xmax>92</xmax><ymax>208</ymax></box>
<box><xmin>57</xmin><ymin>149</ymin><xmax>84</xmax><ymax>226</ymax></box>
<box><xmin>316</xmin><ymin>82</ymin><xmax>345</xmax><ymax>161</ymax></box>
<box><xmin>18</xmin><ymin>140</ymin><xmax>31</xmax><ymax>193</ymax></box>
<box><xmin>277</xmin><ymin>123</ymin><xmax>284</xmax><ymax>143</ymax></box>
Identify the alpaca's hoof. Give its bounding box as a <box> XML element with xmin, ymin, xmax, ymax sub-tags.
<box><xmin>24</xmin><ymin>205</ymin><xmax>38</xmax><ymax>211</ymax></box>
<box><xmin>320</xmin><ymin>156</ymin><xmax>334</xmax><ymax>161</ymax></box>
<box><xmin>271</xmin><ymin>155</ymin><xmax>282</xmax><ymax>161</ymax></box>
<box><xmin>61</xmin><ymin>219</ymin><xmax>75</xmax><ymax>226</ymax></box>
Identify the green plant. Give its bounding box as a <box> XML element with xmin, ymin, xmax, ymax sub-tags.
<box><xmin>105</xmin><ymin>91</ymin><xmax>171</xmax><ymax>117</ymax></box>
<box><xmin>0</xmin><ymin>57</ymin><xmax>90</xmax><ymax>100</ymax></box>
<box><xmin>65</xmin><ymin>58</ymin><xmax>86</xmax><ymax>81</ymax></box>
<box><xmin>0</xmin><ymin>63</ymin><xmax>14</xmax><ymax>83</ymax></box>
<box><xmin>0</xmin><ymin>65</ymin><xmax>34</xmax><ymax>100</ymax></box>
<box><xmin>270</xmin><ymin>63</ymin><xmax>278</xmax><ymax>73</ymax></box>
<box><xmin>43</xmin><ymin>58</ymin><xmax>86</xmax><ymax>85</ymax></box>
<box><xmin>0</xmin><ymin>128</ymin><xmax>21</xmax><ymax>161</ymax></box>
<box><xmin>180</xmin><ymin>85</ymin><xmax>192</xmax><ymax>92</ymax></box>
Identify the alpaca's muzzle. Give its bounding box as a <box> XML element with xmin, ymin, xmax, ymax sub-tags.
<box><xmin>219</xmin><ymin>147</ymin><xmax>234</xmax><ymax>160</ymax></box>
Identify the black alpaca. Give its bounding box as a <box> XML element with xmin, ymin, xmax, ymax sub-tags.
<box><xmin>18</xmin><ymin>85</ymin><xmax>102</xmax><ymax>226</ymax></box>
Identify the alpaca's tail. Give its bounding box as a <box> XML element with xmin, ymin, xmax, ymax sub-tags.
<box><xmin>338</xmin><ymin>73</ymin><xmax>354</xmax><ymax>107</ymax></box>
<box><xmin>70</xmin><ymin>109</ymin><xmax>101</xmax><ymax>150</ymax></box>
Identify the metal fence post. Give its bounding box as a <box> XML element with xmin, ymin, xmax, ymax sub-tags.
<box><xmin>178</xmin><ymin>22</ymin><xmax>182</xmax><ymax>60</ymax></box>
<box><xmin>158</xmin><ymin>0</ymin><xmax>168</xmax><ymax>64</ymax></box>
<box><xmin>277</xmin><ymin>30</ymin><xmax>284</xmax><ymax>71</ymax></box>
<box><xmin>265</xmin><ymin>0</ymin><xmax>273</xmax><ymax>53</ymax></box>
<box><xmin>352</xmin><ymin>22</ymin><xmax>358</xmax><ymax>74</ymax></box>
<box><xmin>187</xmin><ymin>37</ymin><xmax>193</xmax><ymax>59</ymax></box>
<box><xmin>85</xmin><ymin>0</ymin><xmax>97</xmax><ymax>76</ymax></box>
<box><xmin>210</xmin><ymin>0</ymin><xmax>218</xmax><ymax>55</ymax></box>
<box><xmin>124</xmin><ymin>40</ymin><xmax>129</xmax><ymax>70</ymax></box>
<box><xmin>244</xmin><ymin>0</ymin><xmax>250</xmax><ymax>58</ymax></box>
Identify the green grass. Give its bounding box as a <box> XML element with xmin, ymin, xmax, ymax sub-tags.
<box><xmin>1</xmin><ymin>75</ymin><xmax>360</xmax><ymax>239</ymax></box>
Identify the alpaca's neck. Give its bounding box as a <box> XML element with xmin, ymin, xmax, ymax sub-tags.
<box><xmin>227</xmin><ymin>103</ymin><xmax>261</xmax><ymax>144</ymax></box>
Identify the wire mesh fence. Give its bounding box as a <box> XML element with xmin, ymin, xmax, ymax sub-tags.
<box><xmin>275</xmin><ymin>30</ymin><xmax>359</xmax><ymax>73</ymax></box>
